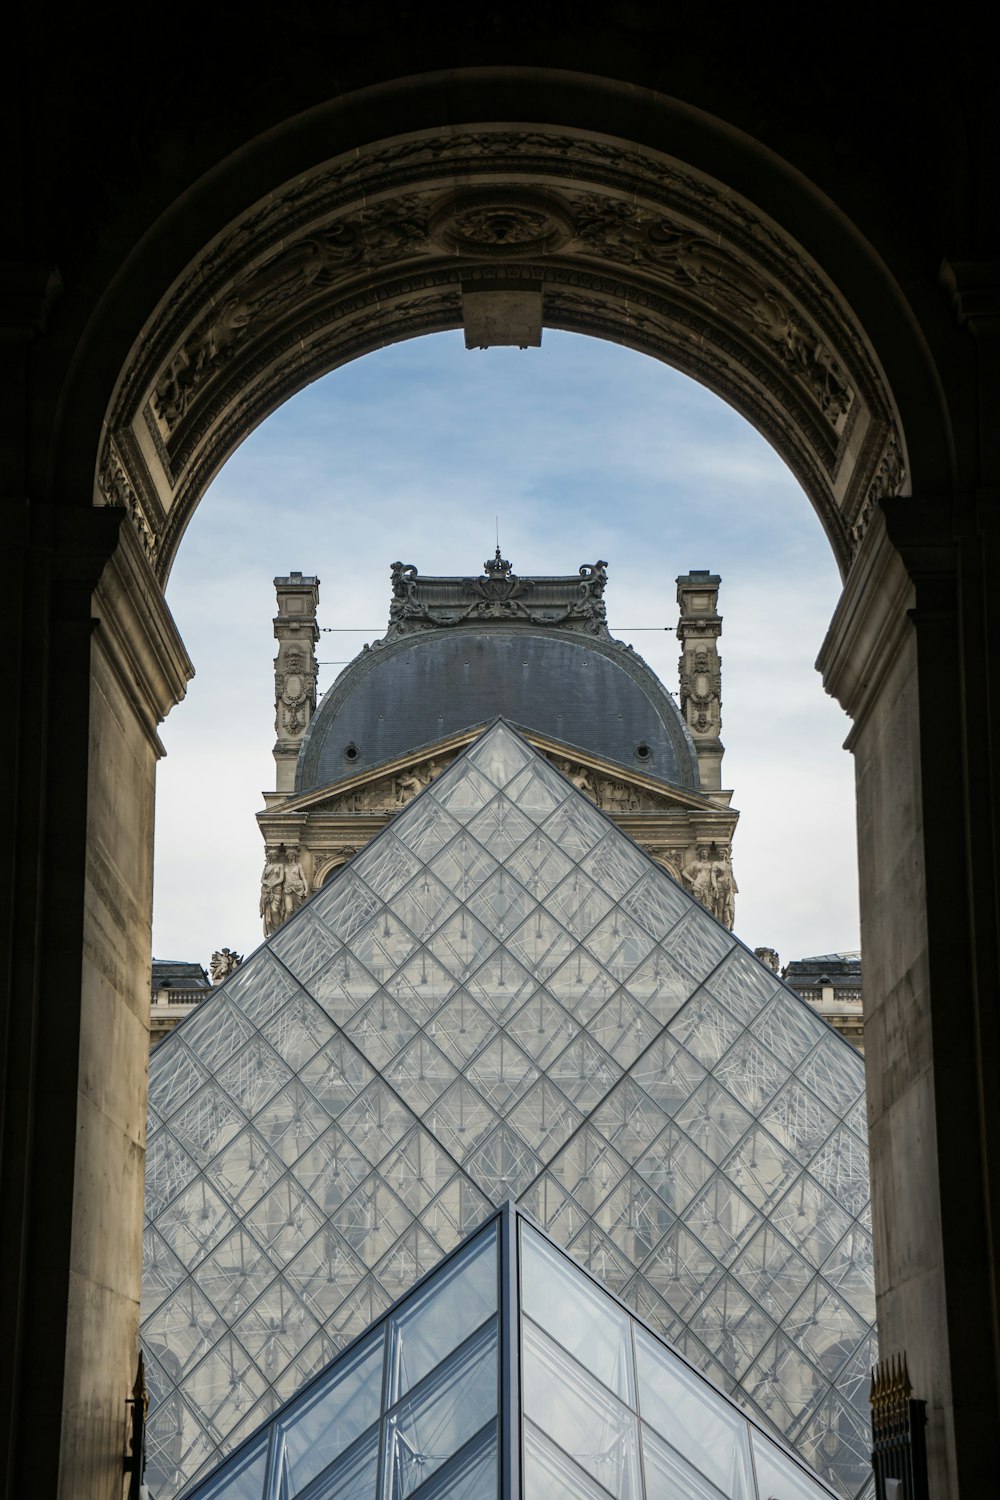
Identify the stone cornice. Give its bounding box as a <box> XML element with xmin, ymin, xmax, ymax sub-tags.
<box><xmin>816</xmin><ymin>506</ymin><xmax>915</xmax><ymax>749</ymax></box>
<box><xmin>90</xmin><ymin>519</ymin><xmax>193</xmax><ymax>755</ymax></box>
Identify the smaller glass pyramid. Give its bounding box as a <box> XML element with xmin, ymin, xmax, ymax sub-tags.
<box><xmin>178</xmin><ymin>1205</ymin><xmax>845</xmax><ymax>1500</ymax></box>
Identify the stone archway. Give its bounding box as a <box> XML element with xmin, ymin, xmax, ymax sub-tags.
<box><xmin>99</xmin><ymin>121</ymin><xmax>904</xmax><ymax>583</ymax></box>
<box><xmin>6</xmin><ymin>51</ymin><xmax>996</xmax><ymax>1500</ymax></box>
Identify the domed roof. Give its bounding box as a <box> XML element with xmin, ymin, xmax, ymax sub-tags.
<box><xmin>296</xmin><ymin>559</ymin><xmax>699</xmax><ymax>793</ymax></box>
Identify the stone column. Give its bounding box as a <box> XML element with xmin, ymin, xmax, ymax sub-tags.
<box><xmin>273</xmin><ymin>572</ymin><xmax>319</xmax><ymax>795</ymax></box>
<box><xmin>818</xmin><ymin>501</ymin><xmax>1000</xmax><ymax>1500</ymax></box>
<box><xmin>0</xmin><ymin>495</ymin><xmax>192</xmax><ymax>1500</ymax></box>
<box><xmin>676</xmin><ymin>570</ymin><xmax>724</xmax><ymax>791</ymax></box>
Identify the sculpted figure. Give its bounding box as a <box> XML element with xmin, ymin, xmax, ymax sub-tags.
<box><xmin>259</xmin><ymin>847</ymin><xmax>285</xmax><ymax>937</ymax></box>
<box><xmin>683</xmin><ymin>846</ymin><xmax>715</xmax><ymax>912</ymax></box>
<box><xmin>210</xmin><ymin>948</ymin><xmax>243</xmax><ymax>984</ymax></box>
<box><xmin>282</xmin><ymin>848</ymin><xmax>309</xmax><ymax>921</ymax></box>
<box><xmin>710</xmin><ymin>849</ymin><xmax>738</xmax><ymax>929</ymax></box>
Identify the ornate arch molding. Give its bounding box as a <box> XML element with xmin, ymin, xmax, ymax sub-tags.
<box><xmin>98</xmin><ymin>124</ymin><xmax>904</xmax><ymax>581</ymax></box>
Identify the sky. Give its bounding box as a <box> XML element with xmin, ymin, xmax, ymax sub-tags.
<box><xmin>152</xmin><ymin>329</ymin><xmax>859</xmax><ymax>973</ymax></box>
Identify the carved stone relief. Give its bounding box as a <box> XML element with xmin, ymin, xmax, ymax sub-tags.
<box><xmin>679</xmin><ymin>647</ymin><xmax>722</xmax><ymax>735</ymax></box>
<box><xmin>275</xmin><ymin>643</ymin><xmax>317</xmax><ymax>738</ymax></box>
<box><xmin>209</xmin><ymin>948</ymin><xmax>243</xmax><ymax>983</ymax></box>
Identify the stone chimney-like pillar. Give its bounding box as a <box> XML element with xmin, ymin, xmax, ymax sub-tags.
<box><xmin>676</xmin><ymin>570</ymin><xmax>724</xmax><ymax>791</ymax></box>
<box><xmin>273</xmin><ymin>572</ymin><xmax>319</xmax><ymax>795</ymax></box>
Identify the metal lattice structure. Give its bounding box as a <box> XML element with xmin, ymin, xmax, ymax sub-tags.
<box><xmin>143</xmin><ymin>723</ymin><xmax>875</xmax><ymax>1496</ymax></box>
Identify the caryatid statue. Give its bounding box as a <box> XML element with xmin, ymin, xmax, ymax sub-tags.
<box><xmin>259</xmin><ymin>847</ymin><xmax>285</xmax><ymax>937</ymax></box>
<box><xmin>282</xmin><ymin>847</ymin><xmax>309</xmax><ymax>922</ymax></box>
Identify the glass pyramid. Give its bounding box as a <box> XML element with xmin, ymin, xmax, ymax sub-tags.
<box><xmin>178</xmin><ymin>1205</ymin><xmax>844</xmax><ymax>1500</ymax></box>
<box><xmin>143</xmin><ymin>722</ymin><xmax>875</xmax><ymax>1498</ymax></box>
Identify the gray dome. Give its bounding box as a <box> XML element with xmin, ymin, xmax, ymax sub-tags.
<box><xmin>296</xmin><ymin>627</ymin><xmax>699</xmax><ymax>792</ymax></box>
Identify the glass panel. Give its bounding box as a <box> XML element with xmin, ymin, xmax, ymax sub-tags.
<box><xmin>505</xmin><ymin>990</ymin><xmax>580</xmax><ymax>1065</ymax></box>
<box><xmin>682</xmin><ymin>1178</ymin><xmax>762</xmax><ymax>1266</ymax></box>
<box><xmin>504</xmin><ymin>758</ymin><xmax>571</xmax><ymax>815</ymax></box>
<box><xmin>381</xmin><ymin>1128</ymin><xmax>457</xmax><ymax>1211</ymax></box>
<box><xmin>546</xmin><ymin>951</ymin><xmax>619</xmax><ymax>1025</ymax></box>
<box><xmin>283</xmin><ymin>1227</ymin><xmax>368</xmax><ymax>1321</ymax></box>
<box><xmin>595</xmin><ymin>1171</ymin><xmax>674</xmax><ymax>1265</ymax></box>
<box><xmin>395</xmin><ymin>797</ymin><xmax>462</xmax><ymax>859</ymax></box>
<box><xmin>185</xmin><ymin>1432</ymin><xmax>268</xmax><ymax>1500</ymax></box>
<box><xmin>148</xmin><ymin>1040</ymin><xmax>211</xmax><ymax>1120</ymax></box>
<box><xmin>635</xmin><ymin>1125</ymin><xmax>714</xmax><ymax>1215</ymax></box>
<box><xmin>255</xmin><ymin>1083</ymin><xmax>332</xmax><ymax>1169</ymax></box>
<box><xmin>464</xmin><ymin>948</ymin><xmax>537</xmax><ymax>1017</ymax></box>
<box><xmin>432</xmin><ymin>763</ymin><xmax>498</xmax><ymax>815</ymax></box>
<box><xmin>542</xmin><ymin>1124</ymin><xmax>630</xmax><ymax>1214</ymax></box>
<box><xmin>345</xmin><ymin>994</ymin><xmax>419</xmax><ymax>1069</ymax></box>
<box><xmin>506</xmin><ymin>831</ymin><xmax>574</xmax><ymax>898</ymax></box>
<box><xmin>385</xmin><ymin>1321</ymin><xmax>497</xmax><ymax>1499</ymax></box>
<box><xmin>295</xmin><ymin>1426</ymin><xmax>378</xmax><ymax>1500</ymax></box>
<box><xmin>577</xmin><ymin>832</ymin><xmax>648</xmax><ymax>897</ymax></box>
<box><xmin>704</xmin><ymin>947</ymin><xmax>781</xmax><ymax>1025</ymax></box>
<box><xmin>179</xmin><ymin>1333</ymin><xmax>269</xmax><ymax>1435</ymax></box>
<box><xmin>522</xmin><ymin>1319</ymin><xmax>641</xmax><ymax>1500</ymax></box>
<box><xmin>760</xmin><ymin>1081</ymin><xmax>838</xmax><ymax>1160</ymax></box>
<box><xmin>419</xmin><ymin>1176</ymin><xmax>493</xmax><ymax>1252</ymax></box>
<box><xmin>392</xmin><ymin>872</ymin><xmax>459</xmax><ymax>941</ymax></box>
<box><xmin>751</xmin><ymin>990</ymin><xmax>827</xmax><ymax>1069</ymax></box>
<box><xmin>589</xmin><ymin>990</ymin><xmax>656</xmax><ymax>1067</ymax></box>
<box><xmin>798</xmin><ymin>1034</ymin><xmax>865</xmax><ymax>1114</ymax></box>
<box><xmin>336</xmin><ymin>1081</ymin><xmax>416</xmax><ymax>1165</ymax></box>
<box><xmin>146</xmin><ymin>1129</ymin><xmax>200</xmax><ymax>1218</ymax></box>
<box><xmin>375</xmin><ymin>1225</ymin><xmax>445</xmax><ymax>1302</ymax></box>
<box><xmin>232</xmin><ymin>1279</ymin><xmax>320</xmax><ymax>1381</ymax></box>
<box><xmin>271</xmin><ymin>910</ymin><xmax>343</xmax><ymax>982</ymax></box>
<box><xmin>523</xmin><ymin>1421</ymin><xmax>614</xmax><ymax>1500</ymax></box>
<box><xmin>521</xmin><ymin>1224</ymin><xmax>635</xmax><ymax>1404</ymax></box>
<box><xmin>714</xmin><ymin>1035</ymin><xmax>788</xmax><ymax>1113</ymax></box>
<box><xmin>245</xmin><ymin>1177</ymin><xmax>325</xmax><ymax>1267</ymax></box>
<box><xmin>352</xmin><ymin>835</ymin><xmax>425</xmax><ymax>901</ymax></box>
<box><xmin>426</xmin><ymin>910</ymin><xmax>498</xmax><ymax>982</ymax></box>
<box><xmin>620</xmin><ymin>870</ymin><xmax>689</xmax><ymax>938</ymax></box>
<box><xmin>281</xmin><ymin>1330</ymin><xmax>384</xmax><ymax>1497</ymax></box>
<box><xmin>633</xmin><ymin>1324</ymin><xmax>753</xmax><ymax>1500</ymax></box>
<box><xmin>290</xmin><ymin>1125</ymin><xmax>370</xmax><ymax>1216</ymax></box>
<box><xmin>465</xmin><ymin>1123</ymin><xmax>541</xmax><ymax>1200</ymax></box>
<box><xmin>465</xmin><ymin>719</ymin><xmax>533</xmax><ymax>784</ymax></box>
<box><xmin>466</xmin><ymin>797</ymin><xmax>537</xmax><ymax>859</ymax></box>
<box><xmin>666</xmin><ymin>910</ymin><xmax>734</xmax><ymax>982</ymax></box>
<box><xmin>466</xmin><ymin>1035</ymin><xmax>538</xmax><ymax>1111</ymax></box>
<box><xmin>771</xmin><ymin>1177</ymin><xmax>853</xmax><ymax>1263</ymax></box>
<box><xmin>750</xmin><ymin>1429</ymin><xmax>838</xmax><ymax>1500</ymax></box>
<box><xmin>178</xmin><ymin>998</ymin><xmax>256</xmax><ymax>1072</ymax></box>
<box><xmin>670</xmin><ymin>994</ymin><xmax>743</xmax><ymax>1068</ymax></box>
<box><xmin>641</xmin><ymin>1425</ymin><xmax>730</xmax><ymax>1500</ymax></box>
<box><xmin>154</xmin><ymin>1178</ymin><xmax>237</xmax><ymax>1266</ymax></box>
<box><xmin>729</xmin><ymin>1225</ymin><xmax>815</xmax><ymax>1321</ymax></box>
<box><xmin>387</xmin><ymin>1222</ymin><xmax>497</xmax><ymax>1401</ymax></box>
<box><xmin>688</xmin><ymin>1275</ymin><xmax>778</xmax><ymax>1378</ymax></box>
<box><xmin>389</xmin><ymin>951</ymin><xmax>458</xmax><ymax>1024</ymax></box>
<box><xmin>169</xmin><ymin>1083</ymin><xmax>246</xmax><ymax>1168</ymax></box>
<box><xmin>507</xmin><ymin>1078</ymin><xmax>583</xmax><ymax>1159</ymax></box>
<box><xmin>308</xmin><ymin>951</ymin><xmax>380</xmax><ymax>1022</ymax></box>
<box><xmin>195</xmin><ymin>1230</ymin><xmax>277</xmax><ymax>1320</ymax></box>
<box><xmin>332</xmin><ymin>1178</ymin><xmax>414</xmax><ymax>1267</ymax></box>
<box><xmin>261</xmin><ymin>990</ymin><xmax>337</xmax><ymax>1069</ymax></box>
<box><xmin>424</xmin><ymin>1082</ymin><xmax>500</xmax><ymax>1162</ymax></box>
<box><xmin>226</xmin><ymin>956</ymin><xmax>300</xmax><ymax>1029</ymax></box>
<box><xmin>415</xmin><ymin>1426</ymin><xmax>497</xmax><ymax>1500</ymax></box>
<box><xmin>426</xmin><ymin>992</ymin><xmax>497</xmax><ymax>1065</ymax></box>
<box><xmin>808</xmin><ymin>1126</ymin><xmax>871</xmax><ymax>1217</ymax></box>
<box><xmin>624</xmin><ymin>949</ymin><xmax>696</xmax><ymax>1027</ymax></box>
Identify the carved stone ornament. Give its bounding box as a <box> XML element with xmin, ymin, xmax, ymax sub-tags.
<box><xmin>209</xmin><ymin>948</ymin><xmax>243</xmax><ymax>983</ymax></box>
<box><xmin>325</xmin><ymin>754</ymin><xmax>453</xmax><ymax>815</ymax></box>
<box><xmin>381</xmin><ymin>558</ymin><xmax>611</xmax><ymax>638</ymax></box>
<box><xmin>851</xmin><ymin>429</ymin><xmax>906</xmax><ymax>543</ymax></box>
<box><xmin>679</xmin><ymin>646</ymin><xmax>722</xmax><ymax>734</ymax></box>
<box><xmin>428</xmin><ymin>189</ymin><xmax>573</xmax><ymax>257</ymax></box>
<box><xmin>275</xmin><ymin>644</ymin><xmax>317</xmax><ymax>738</ymax></box>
